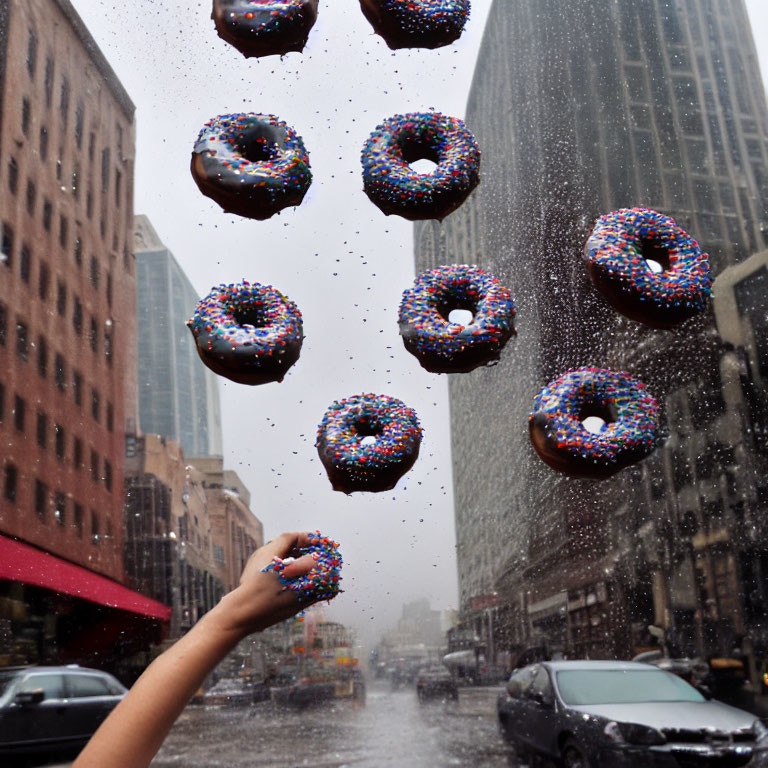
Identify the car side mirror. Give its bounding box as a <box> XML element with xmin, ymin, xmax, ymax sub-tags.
<box><xmin>529</xmin><ymin>690</ymin><xmax>554</xmax><ymax>708</ymax></box>
<box><xmin>15</xmin><ymin>689</ymin><xmax>44</xmax><ymax>706</ymax></box>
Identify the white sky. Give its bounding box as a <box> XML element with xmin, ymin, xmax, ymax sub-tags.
<box><xmin>71</xmin><ymin>0</ymin><xmax>768</xmax><ymax>647</ymax></box>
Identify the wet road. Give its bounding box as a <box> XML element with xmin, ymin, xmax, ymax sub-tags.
<box><xmin>151</xmin><ymin>684</ymin><xmax>517</xmax><ymax>768</ymax></box>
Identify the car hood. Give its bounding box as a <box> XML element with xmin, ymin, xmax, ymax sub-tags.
<box><xmin>569</xmin><ymin>700</ymin><xmax>755</xmax><ymax>732</ymax></box>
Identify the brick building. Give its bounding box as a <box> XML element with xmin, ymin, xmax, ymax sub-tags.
<box><xmin>0</xmin><ymin>0</ymin><xmax>167</xmax><ymax>668</ymax></box>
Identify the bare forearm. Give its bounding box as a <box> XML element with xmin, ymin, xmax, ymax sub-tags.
<box><xmin>73</xmin><ymin>593</ymin><xmax>245</xmax><ymax>768</ymax></box>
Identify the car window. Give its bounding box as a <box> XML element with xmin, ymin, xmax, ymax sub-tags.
<box><xmin>18</xmin><ymin>673</ymin><xmax>65</xmax><ymax>700</ymax></box>
<box><xmin>0</xmin><ymin>671</ymin><xmax>18</xmax><ymax>697</ymax></box>
<box><xmin>555</xmin><ymin>669</ymin><xmax>706</xmax><ymax>705</ymax></box>
<box><xmin>507</xmin><ymin>665</ymin><xmax>538</xmax><ymax>698</ymax></box>
<box><xmin>67</xmin><ymin>674</ymin><xmax>112</xmax><ymax>698</ymax></box>
<box><xmin>528</xmin><ymin>667</ymin><xmax>554</xmax><ymax>701</ymax></box>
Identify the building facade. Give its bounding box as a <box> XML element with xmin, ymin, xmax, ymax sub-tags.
<box><xmin>416</xmin><ymin>0</ymin><xmax>768</xmax><ymax>665</ymax></box>
<box><xmin>134</xmin><ymin>215</ymin><xmax>223</xmax><ymax>459</ymax></box>
<box><xmin>0</xmin><ymin>0</ymin><xmax>171</xmax><ymax>670</ymax></box>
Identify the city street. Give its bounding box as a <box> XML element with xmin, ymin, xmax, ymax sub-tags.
<box><xmin>41</xmin><ymin>684</ymin><xmax>523</xmax><ymax>768</ymax></box>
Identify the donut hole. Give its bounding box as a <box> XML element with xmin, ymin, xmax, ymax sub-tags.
<box><xmin>578</xmin><ymin>402</ymin><xmax>617</xmax><ymax>434</ymax></box>
<box><xmin>640</xmin><ymin>238</ymin><xmax>671</xmax><ymax>274</ymax></box>
<box><xmin>354</xmin><ymin>416</ymin><xmax>382</xmax><ymax>443</ymax></box>
<box><xmin>399</xmin><ymin>135</ymin><xmax>441</xmax><ymax>176</ymax></box>
<box><xmin>236</xmin><ymin>123</ymin><xmax>284</xmax><ymax>163</ymax></box>
<box><xmin>232</xmin><ymin>303</ymin><xmax>268</xmax><ymax>328</ymax></box>
<box><xmin>447</xmin><ymin>308</ymin><xmax>474</xmax><ymax>326</ymax></box>
<box><xmin>437</xmin><ymin>298</ymin><xmax>476</xmax><ymax>327</ymax></box>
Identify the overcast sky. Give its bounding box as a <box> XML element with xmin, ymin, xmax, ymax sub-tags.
<box><xmin>72</xmin><ymin>0</ymin><xmax>768</xmax><ymax>648</ymax></box>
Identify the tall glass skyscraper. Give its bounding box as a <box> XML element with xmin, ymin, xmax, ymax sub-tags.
<box><xmin>417</xmin><ymin>0</ymin><xmax>768</xmax><ymax>660</ymax></box>
<box><xmin>134</xmin><ymin>215</ymin><xmax>223</xmax><ymax>459</ymax></box>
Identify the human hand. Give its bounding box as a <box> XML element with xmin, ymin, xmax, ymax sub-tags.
<box><xmin>213</xmin><ymin>532</ymin><xmax>318</xmax><ymax>640</ymax></box>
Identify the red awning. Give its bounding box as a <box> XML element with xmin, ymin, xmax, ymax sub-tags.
<box><xmin>0</xmin><ymin>534</ymin><xmax>171</xmax><ymax>622</ymax></box>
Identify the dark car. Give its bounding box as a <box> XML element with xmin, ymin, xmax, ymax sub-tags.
<box><xmin>0</xmin><ymin>665</ymin><xmax>127</xmax><ymax>756</ymax></box>
<box><xmin>415</xmin><ymin>665</ymin><xmax>458</xmax><ymax>702</ymax></box>
<box><xmin>497</xmin><ymin>660</ymin><xmax>768</xmax><ymax>767</ymax></box>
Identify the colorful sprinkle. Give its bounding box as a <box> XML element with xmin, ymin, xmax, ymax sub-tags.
<box><xmin>316</xmin><ymin>394</ymin><xmax>423</xmax><ymax>494</ymax></box>
<box><xmin>399</xmin><ymin>264</ymin><xmax>516</xmax><ymax>373</ymax></box>
<box><xmin>360</xmin><ymin>0</ymin><xmax>470</xmax><ymax>50</ymax></box>
<box><xmin>187</xmin><ymin>280</ymin><xmax>303</xmax><ymax>385</ymax></box>
<box><xmin>191</xmin><ymin>113</ymin><xmax>312</xmax><ymax>220</ymax></box>
<box><xmin>262</xmin><ymin>530</ymin><xmax>342</xmax><ymax>603</ymax></box>
<box><xmin>361</xmin><ymin>112</ymin><xmax>480</xmax><ymax>221</ymax></box>
<box><xmin>584</xmin><ymin>207</ymin><xmax>711</xmax><ymax>327</ymax></box>
<box><xmin>529</xmin><ymin>367</ymin><xmax>662</xmax><ymax>478</ymax></box>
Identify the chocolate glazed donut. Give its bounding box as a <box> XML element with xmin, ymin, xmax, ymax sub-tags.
<box><xmin>212</xmin><ymin>0</ymin><xmax>319</xmax><ymax>58</ymax></box>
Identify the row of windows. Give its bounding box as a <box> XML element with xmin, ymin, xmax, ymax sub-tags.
<box><xmin>1</xmin><ymin>218</ymin><xmax>114</xmax><ymax>306</ymax></box>
<box><xmin>0</xmin><ymin>295</ymin><xmax>114</xmax><ymax>369</ymax></box>
<box><xmin>0</xmin><ymin>358</ymin><xmax>114</xmax><ymax>431</ymax></box>
<box><xmin>2</xmin><ymin>462</ymin><xmax>112</xmax><ymax>544</ymax></box>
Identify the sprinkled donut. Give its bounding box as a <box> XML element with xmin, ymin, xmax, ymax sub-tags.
<box><xmin>191</xmin><ymin>113</ymin><xmax>312</xmax><ymax>220</ymax></box>
<box><xmin>359</xmin><ymin>0</ymin><xmax>470</xmax><ymax>50</ymax></box>
<box><xmin>399</xmin><ymin>265</ymin><xmax>516</xmax><ymax>374</ymax></box>
<box><xmin>187</xmin><ymin>281</ymin><xmax>303</xmax><ymax>385</ymax></box>
<box><xmin>212</xmin><ymin>1</ymin><xmax>319</xmax><ymax>58</ymax></box>
<box><xmin>529</xmin><ymin>368</ymin><xmax>662</xmax><ymax>479</ymax></box>
<box><xmin>316</xmin><ymin>394</ymin><xmax>422</xmax><ymax>494</ymax></box>
<box><xmin>361</xmin><ymin>112</ymin><xmax>480</xmax><ymax>221</ymax></box>
<box><xmin>262</xmin><ymin>531</ymin><xmax>342</xmax><ymax>603</ymax></box>
<box><xmin>584</xmin><ymin>207</ymin><xmax>712</xmax><ymax>328</ymax></box>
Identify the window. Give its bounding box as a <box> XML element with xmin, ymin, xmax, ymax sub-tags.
<box><xmin>73</xmin><ymin>371</ymin><xmax>83</xmax><ymax>405</ymax></box>
<box><xmin>90</xmin><ymin>256</ymin><xmax>99</xmax><ymax>288</ymax></box>
<box><xmin>35</xmin><ymin>479</ymin><xmax>47</xmax><ymax>519</ymax></box>
<box><xmin>59</xmin><ymin>215</ymin><xmax>68</xmax><ymax>248</ymax></box>
<box><xmin>39</xmin><ymin>126</ymin><xmax>48</xmax><ymax>160</ymax></box>
<box><xmin>107</xmin><ymin>402</ymin><xmax>114</xmax><ymax>432</ymax></box>
<box><xmin>38</xmin><ymin>261</ymin><xmax>49</xmax><ymax>299</ymax></box>
<box><xmin>115</xmin><ymin>170</ymin><xmax>122</xmax><ymax>207</ymax></box>
<box><xmin>59</xmin><ymin>77</ymin><xmax>70</xmax><ymax>126</ymax></box>
<box><xmin>37</xmin><ymin>335</ymin><xmax>47</xmax><ymax>378</ymax></box>
<box><xmin>20</xmin><ymin>244</ymin><xmax>30</xmax><ymax>283</ymax></box>
<box><xmin>73</xmin><ymin>437</ymin><xmax>83</xmax><ymax>469</ymax></box>
<box><xmin>54</xmin><ymin>492</ymin><xmax>66</xmax><ymax>526</ymax></box>
<box><xmin>91</xmin><ymin>511</ymin><xmax>100</xmax><ymax>544</ymax></box>
<box><xmin>23</xmin><ymin>185</ymin><xmax>36</xmax><ymax>225</ymax></box>
<box><xmin>73</xmin><ymin>297</ymin><xmax>83</xmax><ymax>335</ymax></box>
<box><xmin>42</xmin><ymin>199</ymin><xmax>52</xmax><ymax>231</ymax></box>
<box><xmin>74</xmin><ymin>236</ymin><xmax>82</xmax><ymax>265</ymax></box>
<box><xmin>0</xmin><ymin>382</ymin><xmax>4</xmax><ymax>422</ymax></box>
<box><xmin>74</xmin><ymin>503</ymin><xmax>84</xmax><ymax>537</ymax></box>
<box><xmin>75</xmin><ymin>102</ymin><xmax>84</xmax><ymax>148</ymax></box>
<box><xmin>7</xmin><ymin>156</ymin><xmax>18</xmax><ymax>194</ymax></box>
<box><xmin>44</xmin><ymin>56</ymin><xmax>53</xmax><ymax>106</ymax></box>
<box><xmin>0</xmin><ymin>302</ymin><xmax>5</xmax><ymax>346</ymax></box>
<box><xmin>106</xmin><ymin>272</ymin><xmax>112</xmax><ymax>306</ymax></box>
<box><xmin>90</xmin><ymin>450</ymin><xmax>98</xmax><ymax>482</ymax></box>
<box><xmin>104</xmin><ymin>329</ymin><xmax>113</xmax><ymax>365</ymax></box>
<box><xmin>89</xmin><ymin>316</ymin><xmax>98</xmax><ymax>352</ymax></box>
<box><xmin>26</xmin><ymin>30</ymin><xmax>38</xmax><ymax>79</ymax></box>
<box><xmin>3</xmin><ymin>464</ymin><xmax>17</xmax><ymax>501</ymax></box>
<box><xmin>104</xmin><ymin>460</ymin><xmax>112</xmax><ymax>492</ymax></box>
<box><xmin>16</xmin><ymin>319</ymin><xmax>28</xmax><ymax>361</ymax></box>
<box><xmin>21</xmin><ymin>97</ymin><xmax>31</xmax><ymax>136</ymax></box>
<box><xmin>1</xmin><ymin>223</ymin><xmax>13</xmax><ymax>268</ymax></box>
<box><xmin>68</xmin><ymin>674</ymin><xmax>111</xmax><ymax>698</ymax></box>
<box><xmin>13</xmin><ymin>395</ymin><xmax>25</xmax><ymax>432</ymax></box>
<box><xmin>19</xmin><ymin>674</ymin><xmax>64</xmax><ymax>700</ymax></box>
<box><xmin>56</xmin><ymin>280</ymin><xmax>66</xmax><ymax>316</ymax></box>
<box><xmin>91</xmin><ymin>388</ymin><xmax>100</xmax><ymax>421</ymax></box>
<box><xmin>54</xmin><ymin>353</ymin><xmax>65</xmax><ymax>389</ymax></box>
<box><xmin>101</xmin><ymin>148</ymin><xmax>110</xmax><ymax>191</ymax></box>
<box><xmin>55</xmin><ymin>424</ymin><xmax>65</xmax><ymax>460</ymax></box>
<box><xmin>36</xmin><ymin>411</ymin><xmax>47</xmax><ymax>448</ymax></box>
<box><xmin>72</xmin><ymin>164</ymin><xmax>80</xmax><ymax>199</ymax></box>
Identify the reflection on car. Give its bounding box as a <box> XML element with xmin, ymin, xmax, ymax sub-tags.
<box><xmin>415</xmin><ymin>665</ymin><xmax>458</xmax><ymax>702</ymax></box>
<box><xmin>497</xmin><ymin>660</ymin><xmax>768</xmax><ymax>767</ymax></box>
<box><xmin>0</xmin><ymin>665</ymin><xmax>127</xmax><ymax>756</ymax></box>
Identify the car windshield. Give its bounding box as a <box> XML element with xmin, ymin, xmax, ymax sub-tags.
<box><xmin>556</xmin><ymin>669</ymin><xmax>706</xmax><ymax>705</ymax></box>
<box><xmin>0</xmin><ymin>670</ymin><xmax>17</xmax><ymax>697</ymax></box>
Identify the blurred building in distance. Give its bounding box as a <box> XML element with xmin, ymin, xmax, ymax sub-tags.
<box><xmin>416</xmin><ymin>0</ymin><xmax>768</xmax><ymax>670</ymax></box>
<box><xmin>134</xmin><ymin>214</ymin><xmax>223</xmax><ymax>459</ymax></box>
<box><xmin>0</xmin><ymin>0</ymin><xmax>170</xmax><ymax>669</ymax></box>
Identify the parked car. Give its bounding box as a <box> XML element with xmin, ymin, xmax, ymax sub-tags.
<box><xmin>497</xmin><ymin>660</ymin><xmax>768</xmax><ymax>767</ymax></box>
<box><xmin>0</xmin><ymin>665</ymin><xmax>127</xmax><ymax>756</ymax></box>
<box><xmin>415</xmin><ymin>666</ymin><xmax>458</xmax><ymax>702</ymax></box>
